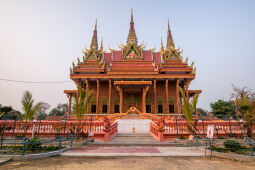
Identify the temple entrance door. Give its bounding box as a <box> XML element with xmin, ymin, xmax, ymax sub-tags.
<box><xmin>117</xmin><ymin>107</ymin><xmax>151</xmax><ymax>134</ymax></box>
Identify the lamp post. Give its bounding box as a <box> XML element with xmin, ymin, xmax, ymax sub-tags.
<box><xmin>32</xmin><ymin>118</ymin><xmax>37</xmax><ymax>138</ymax></box>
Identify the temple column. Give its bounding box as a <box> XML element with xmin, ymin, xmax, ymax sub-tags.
<box><xmin>154</xmin><ymin>79</ymin><xmax>157</xmax><ymax>114</ymax></box>
<box><xmin>165</xmin><ymin>79</ymin><xmax>169</xmax><ymax>114</ymax></box>
<box><xmin>86</xmin><ymin>79</ymin><xmax>89</xmax><ymax>113</ymax></box>
<box><xmin>116</xmin><ymin>86</ymin><xmax>123</xmax><ymax>113</ymax></box>
<box><xmin>176</xmin><ymin>78</ymin><xmax>181</xmax><ymax>114</ymax></box>
<box><xmin>108</xmin><ymin>79</ymin><xmax>112</xmax><ymax>114</ymax></box>
<box><xmin>96</xmin><ymin>79</ymin><xmax>100</xmax><ymax>115</ymax></box>
<box><xmin>185</xmin><ymin>80</ymin><xmax>190</xmax><ymax>102</ymax></box>
<box><xmin>67</xmin><ymin>94</ymin><xmax>72</xmax><ymax>114</ymax></box>
<box><xmin>142</xmin><ymin>86</ymin><xmax>149</xmax><ymax>113</ymax></box>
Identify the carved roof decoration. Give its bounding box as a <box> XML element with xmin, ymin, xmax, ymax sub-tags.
<box><xmin>69</xmin><ymin>11</ymin><xmax>197</xmax><ymax>80</ymax></box>
<box><xmin>82</xmin><ymin>19</ymin><xmax>105</xmax><ymax>62</ymax></box>
<box><xmin>120</xmin><ymin>9</ymin><xmax>145</xmax><ymax>60</ymax></box>
<box><xmin>160</xmin><ymin>20</ymin><xmax>184</xmax><ymax>63</ymax></box>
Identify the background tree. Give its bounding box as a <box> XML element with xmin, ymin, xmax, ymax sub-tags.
<box><xmin>230</xmin><ymin>85</ymin><xmax>255</xmax><ymax>137</ymax></box>
<box><xmin>49</xmin><ymin>103</ymin><xmax>68</xmax><ymax>116</ymax></box>
<box><xmin>210</xmin><ymin>100</ymin><xmax>236</xmax><ymax>119</ymax></box>
<box><xmin>37</xmin><ymin>102</ymin><xmax>50</xmax><ymax>120</ymax></box>
<box><xmin>197</xmin><ymin>108</ymin><xmax>208</xmax><ymax>116</ymax></box>
<box><xmin>179</xmin><ymin>87</ymin><xmax>199</xmax><ymax>136</ymax></box>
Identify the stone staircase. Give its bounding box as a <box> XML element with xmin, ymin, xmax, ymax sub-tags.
<box><xmin>87</xmin><ymin>133</ymin><xmax>183</xmax><ymax>147</ymax></box>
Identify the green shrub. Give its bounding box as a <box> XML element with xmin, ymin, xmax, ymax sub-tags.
<box><xmin>178</xmin><ymin>136</ymin><xmax>185</xmax><ymax>140</ymax></box>
<box><xmin>211</xmin><ymin>146</ymin><xmax>229</xmax><ymax>153</ymax></box>
<box><xmin>223</xmin><ymin>140</ymin><xmax>241</xmax><ymax>152</ymax></box>
<box><xmin>217</xmin><ymin>136</ymin><xmax>225</xmax><ymax>139</ymax></box>
<box><xmin>26</xmin><ymin>138</ymin><xmax>42</xmax><ymax>151</ymax></box>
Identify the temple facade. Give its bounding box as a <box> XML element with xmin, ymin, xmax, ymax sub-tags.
<box><xmin>64</xmin><ymin>10</ymin><xmax>201</xmax><ymax>115</ymax></box>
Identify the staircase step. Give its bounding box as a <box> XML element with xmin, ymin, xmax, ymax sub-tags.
<box><xmin>88</xmin><ymin>142</ymin><xmax>182</xmax><ymax>147</ymax></box>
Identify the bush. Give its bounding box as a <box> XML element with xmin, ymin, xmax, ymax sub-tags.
<box><xmin>211</xmin><ymin>146</ymin><xmax>229</xmax><ymax>153</ymax></box>
<box><xmin>178</xmin><ymin>136</ymin><xmax>185</xmax><ymax>140</ymax></box>
<box><xmin>26</xmin><ymin>138</ymin><xmax>42</xmax><ymax>151</ymax></box>
<box><xmin>223</xmin><ymin>140</ymin><xmax>241</xmax><ymax>152</ymax></box>
<box><xmin>217</xmin><ymin>136</ymin><xmax>225</xmax><ymax>139</ymax></box>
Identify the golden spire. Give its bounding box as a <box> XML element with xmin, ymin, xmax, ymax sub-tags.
<box><xmin>166</xmin><ymin>19</ymin><xmax>174</xmax><ymax>50</ymax></box>
<box><xmin>90</xmin><ymin>19</ymin><xmax>98</xmax><ymax>51</ymax></box>
<box><xmin>127</xmin><ymin>8</ymin><xmax>137</xmax><ymax>44</ymax></box>
<box><xmin>161</xmin><ymin>36</ymin><xmax>164</xmax><ymax>51</ymax></box>
<box><xmin>100</xmin><ymin>38</ymin><xmax>103</xmax><ymax>51</ymax></box>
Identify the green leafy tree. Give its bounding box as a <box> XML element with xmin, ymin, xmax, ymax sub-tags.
<box><xmin>49</xmin><ymin>103</ymin><xmax>68</xmax><ymax>116</ymax></box>
<box><xmin>230</xmin><ymin>85</ymin><xmax>255</xmax><ymax>137</ymax></box>
<box><xmin>210</xmin><ymin>100</ymin><xmax>236</xmax><ymax>119</ymax></box>
<box><xmin>179</xmin><ymin>87</ymin><xmax>199</xmax><ymax>135</ymax></box>
<box><xmin>197</xmin><ymin>108</ymin><xmax>208</xmax><ymax>116</ymax></box>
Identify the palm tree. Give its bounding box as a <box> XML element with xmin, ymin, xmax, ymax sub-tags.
<box><xmin>21</xmin><ymin>91</ymin><xmax>41</xmax><ymax>137</ymax></box>
<box><xmin>230</xmin><ymin>85</ymin><xmax>254</xmax><ymax>117</ymax></box>
<box><xmin>72</xmin><ymin>85</ymin><xmax>93</xmax><ymax>139</ymax></box>
<box><xmin>22</xmin><ymin>91</ymin><xmax>41</xmax><ymax>121</ymax></box>
<box><xmin>179</xmin><ymin>87</ymin><xmax>199</xmax><ymax>136</ymax></box>
<box><xmin>231</xmin><ymin>85</ymin><xmax>255</xmax><ymax>137</ymax></box>
<box><xmin>74</xmin><ymin>85</ymin><xmax>93</xmax><ymax>121</ymax></box>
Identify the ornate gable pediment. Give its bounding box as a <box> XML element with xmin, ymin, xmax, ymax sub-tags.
<box><xmin>122</xmin><ymin>43</ymin><xmax>143</xmax><ymax>60</ymax></box>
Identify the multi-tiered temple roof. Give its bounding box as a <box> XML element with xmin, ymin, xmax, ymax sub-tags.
<box><xmin>65</xmin><ymin>10</ymin><xmax>201</xmax><ymax>116</ymax></box>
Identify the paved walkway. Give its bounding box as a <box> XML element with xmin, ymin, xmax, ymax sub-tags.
<box><xmin>62</xmin><ymin>147</ymin><xmax>204</xmax><ymax>157</ymax></box>
<box><xmin>0</xmin><ymin>156</ymin><xmax>11</xmax><ymax>165</ymax></box>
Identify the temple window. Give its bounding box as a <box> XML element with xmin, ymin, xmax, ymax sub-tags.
<box><xmin>158</xmin><ymin>105</ymin><xmax>163</xmax><ymax>113</ymax></box>
<box><xmin>146</xmin><ymin>105</ymin><xmax>151</xmax><ymax>113</ymax></box>
<box><xmin>91</xmin><ymin>105</ymin><xmax>96</xmax><ymax>113</ymax></box>
<box><xmin>102</xmin><ymin>105</ymin><xmax>108</xmax><ymax>113</ymax></box>
<box><xmin>169</xmin><ymin>104</ymin><xmax>174</xmax><ymax>113</ymax></box>
<box><xmin>114</xmin><ymin>105</ymin><xmax>120</xmax><ymax>113</ymax></box>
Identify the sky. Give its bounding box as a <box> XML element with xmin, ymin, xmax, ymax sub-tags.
<box><xmin>0</xmin><ymin>0</ymin><xmax>255</xmax><ymax>113</ymax></box>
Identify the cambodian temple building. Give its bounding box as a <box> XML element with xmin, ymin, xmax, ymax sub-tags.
<box><xmin>64</xmin><ymin>10</ymin><xmax>201</xmax><ymax>116</ymax></box>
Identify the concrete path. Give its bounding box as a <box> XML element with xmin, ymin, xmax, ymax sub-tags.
<box><xmin>0</xmin><ymin>156</ymin><xmax>11</xmax><ymax>165</ymax></box>
<box><xmin>62</xmin><ymin>147</ymin><xmax>204</xmax><ymax>157</ymax></box>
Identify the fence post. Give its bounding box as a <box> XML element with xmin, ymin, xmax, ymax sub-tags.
<box><xmin>63</xmin><ymin>119</ymin><xmax>67</xmax><ymax>139</ymax></box>
<box><xmin>37</xmin><ymin>118</ymin><xmax>41</xmax><ymax>138</ymax></box>
<box><xmin>22</xmin><ymin>138</ymin><xmax>28</xmax><ymax>155</ymax></box>
<box><xmin>70</xmin><ymin>137</ymin><xmax>73</xmax><ymax>147</ymax></box>
<box><xmin>209</xmin><ymin>139</ymin><xmax>212</xmax><ymax>160</ymax></box>
<box><xmin>202</xmin><ymin>118</ymin><xmax>205</xmax><ymax>138</ymax></box>
<box><xmin>228</xmin><ymin>119</ymin><xmax>233</xmax><ymax>138</ymax></box>
<box><xmin>12</xmin><ymin>119</ymin><xmax>17</xmax><ymax>138</ymax></box>
<box><xmin>249</xmin><ymin>143</ymin><xmax>254</xmax><ymax>156</ymax></box>
<box><xmin>59</xmin><ymin>138</ymin><xmax>62</xmax><ymax>152</ymax></box>
<box><xmin>175</xmin><ymin>117</ymin><xmax>178</xmax><ymax>138</ymax></box>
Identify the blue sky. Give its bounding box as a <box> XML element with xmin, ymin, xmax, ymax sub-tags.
<box><xmin>0</xmin><ymin>0</ymin><xmax>255</xmax><ymax>112</ymax></box>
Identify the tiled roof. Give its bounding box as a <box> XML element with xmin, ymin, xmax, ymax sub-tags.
<box><xmin>153</xmin><ymin>52</ymin><xmax>161</xmax><ymax>64</ymax></box>
<box><xmin>104</xmin><ymin>53</ymin><xmax>111</xmax><ymax>64</ymax></box>
<box><xmin>143</xmin><ymin>50</ymin><xmax>153</xmax><ymax>61</ymax></box>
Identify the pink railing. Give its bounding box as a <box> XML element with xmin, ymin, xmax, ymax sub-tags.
<box><xmin>151</xmin><ymin>120</ymin><xmax>255</xmax><ymax>141</ymax></box>
<box><xmin>0</xmin><ymin>120</ymin><xmax>117</xmax><ymax>142</ymax></box>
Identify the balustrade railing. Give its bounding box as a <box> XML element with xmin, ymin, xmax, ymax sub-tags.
<box><xmin>0</xmin><ymin>119</ymin><xmax>117</xmax><ymax>141</ymax></box>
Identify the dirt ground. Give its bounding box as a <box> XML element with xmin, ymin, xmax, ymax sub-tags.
<box><xmin>1</xmin><ymin>156</ymin><xmax>255</xmax><ymax>170</ymax></box>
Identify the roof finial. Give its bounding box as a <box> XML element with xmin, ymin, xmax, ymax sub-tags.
<box><xmin>166</xmin><ymin>19</ymin><xmax>174</xmax><ymax>50</ymax></box>
<box><xmin>90</xmin><ymin>19</ymin><xmax>98</xmax><ymax>51</ymax></box>
<box><xmin>131</xmin><ymin>8</ymin><xmax>134</xmax><ymax>23</ymax></box>
<box><xmin>168</xmin><ymin>19</ymin><xmax>170</xmax><ymax>32</ymax></box>
<box><xmin>100</xmin><ymin>38</ymin><xmax>103</xmax><ymax>51</ymax></box>
<box><xmin>127</xmin><ymin>8</ymin><xmax>137</xmax><ymax>44</ymax></box>
<box><xmin>161</xmin><ymin>36</ymin><xmax>164</xmax><ymax>51</ymax></box>
<box><xmin>95</xmin><ymin>18</ymin><xmax>97</xmax><ymax>31</ymax></box>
